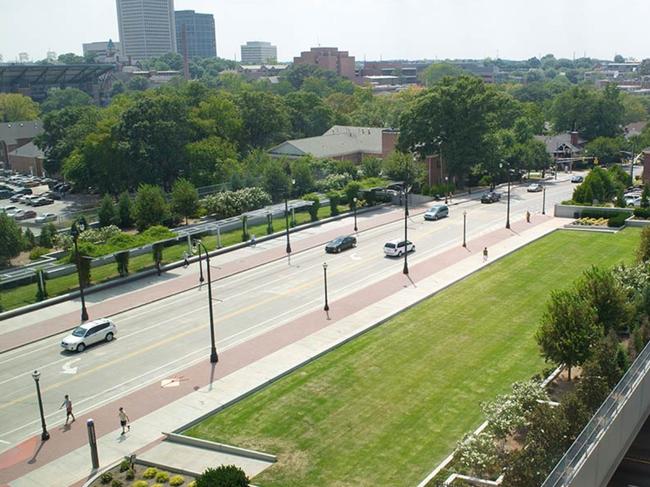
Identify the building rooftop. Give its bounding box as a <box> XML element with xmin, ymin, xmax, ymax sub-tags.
<box><xmin>8</xmin><ymin>141</ymin><xmax>44</xmax><ymax>159</ymax></box>
<box><xmin>0</xmin><ymin>120</ymin><xmax>42</xmax><ymax>146</ymax></box>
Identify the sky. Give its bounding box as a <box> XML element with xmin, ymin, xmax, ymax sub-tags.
<box><xmin>1</xmin><ymin>0</ymin><xmax>648</xmax><ymax>63</ymax></box>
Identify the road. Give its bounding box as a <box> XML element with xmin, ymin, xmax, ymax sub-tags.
<box><xmin>0</xmin><ymin>176</ymin><xmax>577</xmax><ymax>453</ymax></box>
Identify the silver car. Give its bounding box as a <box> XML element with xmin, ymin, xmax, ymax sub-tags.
<box><xmin>61</xmin><ymin>319</ymin><xmax>117</xmax><ymax>352</ymax></box>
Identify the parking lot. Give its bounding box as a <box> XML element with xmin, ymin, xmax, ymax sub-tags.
<box><xmin>0</xmin><ymin>172</ymin><xmax>98</xmax><ymax>234</ymax></box>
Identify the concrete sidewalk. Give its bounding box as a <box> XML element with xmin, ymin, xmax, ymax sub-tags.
<box><xmin>0</xmin><ymin>214</ymin><xmax>568</xmax><ymax>487</ymax></box>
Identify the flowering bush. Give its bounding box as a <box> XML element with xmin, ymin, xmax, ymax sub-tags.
<box><xmin>482</xmin><ymin>380</ymin><xmax>548</xmax><ymax>438</ymax></box>
<box><xmin>203</xmin><ymin>187</ymin><xmax>272</xmax><ymax>220</ymax></box>
<box><xmin>316</xmin><ymin>173</ymin><xmax>351</xmax><ymax>192</ymax></box>
<box><xmin>456</xmin><ymin>431</ymin><xmax>503</xmax><ymax>478</ymax></box>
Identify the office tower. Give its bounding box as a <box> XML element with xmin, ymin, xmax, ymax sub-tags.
<box><xmin>116</xmin><ymin>0</ymin><xmax>176</xmax><ymax>61</ymax></box>
<box><xmin>241</xmin><ymin>41</ymin><xmax>277</xmax><ymax>64</ymax></box>
<box><xmin>175</xmin><ymin>10</ymin><xmax>216</xmax><ymax>59</ymax></box>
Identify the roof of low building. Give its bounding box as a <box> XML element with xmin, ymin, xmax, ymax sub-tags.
<box><xmin>0</xmin><ymin>120</ymin><xmax>42</xmax><ymax>146</ymax></box>
<box><xmin>269</xmin><ymin>126</ymin><xmax>388</xmax><ymax>158</ymax></box>
<box><xmin>8</xmin><ymin>141</ymin><xmax>44</xmax><ymax>159</ymax></box>
<box><xmin>534</xmin><ymin>132</ymin><xmax>585</xmax><ymax>154</ymax></box>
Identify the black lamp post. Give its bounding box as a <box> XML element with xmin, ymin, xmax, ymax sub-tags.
<box><xmin>31</xmin><ymin>370</ymin><xmax>49</xmax><ymax>441</ymax></box>
<box><xmin>542</xmin><ymin>186</ymin><xmax>546</xmax><ymax>215</ymax></box>
<box><xmin>284</xmin><ymin>178</ymin><xmax>295</xmax><ymax>256</ymax></box>
<box><xmin>353</xmin><ymin>197</ymin><xmax>358</xmax><ymax>232</ymax></box>
<box><xmin>197</xmin><ymin>244</ymin><xmax>204</xmax><ymax>284</ymax></box>
<box><xmin>323</xmin><ymin>262</ymin><xmax>329</xmax><ymax>312</ymax></box>
<box><xmin>70</xmin><ymin>219</ymin><xmax>89</xmax><ymax>321</ymax></box>
<box><xmin>462</xmin><ymin>211</ymin><xmax>467</xmax><ymax>248</ymax></box>
<box><xmin>630</xmin><ymin>139</ymin><xmax>636</xmax><ymax>183</ymax></box>
<box><xmin>193</xmin><ymin>239</ymin><xmax>218</xmax><ymax>364</ymax></box>
<box><xmin>403</xmin><ymin>183</ymin><xmax>409</xmax><ymax>276</ymax></box>
<box><xmin>500</xmin><ymin>161</ymin><xmax>512</xmax><ymax>229</ymax></box>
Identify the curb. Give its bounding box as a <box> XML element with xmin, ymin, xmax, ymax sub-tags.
<box><xmin>163</xmin><ymin>432</ymin><xmax>277</xmax><ymax>463</ymax></box>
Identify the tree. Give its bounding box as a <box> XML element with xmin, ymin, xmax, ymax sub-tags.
<box><xmin>57</xmin><ymin>52</ymin><xmax>85</xmax><ymax>64</ymax></box>
<box><xmin>637</xmin><ymin>226</ymin><xmax>650</xmax><ymax>263</ymax></box>
<box><xmin>0</xmin><ymin>213</ymin><xmax>23</xmax><ymax>266</ymax></box>
<box><xmin>127</xmin><ymin>76</ymin><xmax>149</xmax><ymax>91</ymax></box>
<box><xmin>117</xmin><ymin>192</ymin><xmax>133</xmax><ymax>228</ymax></box>
<box><xmin>185</xmin><ymin>136</ymin><xmax>240</xmax><ymax>187</ymax></box>
<box><xmin>263</xmin><ymin>162</ymin><xmax>290</xmax><ymax>203</ymax></box>
<box><xmin>23</xmin><ymin>228</ymin><xmax>36</xmax><ymax>250</ymax></box>
<box><xmin>171</xmin><ymin>178</ymin><xmax>199</xmax><ymax>225</ymax></box>
<box><xmin>418</xmin><ymin>63</ymin><xmax>468</xmax><ymax>87</ymax></box>
<box><xmin>114</xmin><ymin>251</ymin><xmax>130</xmax><ymax>277</ymax></box>
<box><xmin>38</xmin><ymin>223</ymin><xmax>57</xmax><ymax>248</ymax></box>
<box><xmin>303</xmin><ymin>193</ymin><xmax>320</xmax><ymax>222</ymax></box>
<box><xmin>284</xmin><ymin>91</ymin><xmax>335</xmax><ymax>138</ymax></box>
<box><xmin>41</xmin><ymin>88</ymin><xmax>92</xmax><ymax>114</ymax></box>
<box><xmin>572</xmin><ymin>166</ymin><xmax>617</xmax><ymax>204</ymax></box>
<box><xmin>639</xmin><ymin>59</ymin><xmax>650</xmax><ymax>76</ymax></box>
<box><xmin>190</xmin><ymin>92</ymin><xmax>243</xmax><ymax>144</ymax></box>
<box><xmin>344</xmin><ymin>181</ymin><xmax>362</xmax><ymax>205</ymax></box>
<box><xmin>195</xmin><ymin>465</ymin><xmax>248</xmax><ymax>487</ymax></box>
<box><xmin>361</xmin><ymin>156</ymin><xmax>382</xmax><ymax>178</ymax></box>
<box><xmin>577</xmin><ymin>267</ymin><xmax>631</xmax><ymax>334</ymax></box>
<box><xmin>382</xmin><ymin>151</ymin><xmax>425</xmax><ymax>185</ymax></box>
<box><xmin>98</xmin><ymin>194</ymin><xmax>116</xmax><ymax>227</ymax></box>
<box><xmin>536</xmin><ymin>289</ymin><xmax>601</xmax><ymax>380</ymax></box>
<box><xmin>0</xmin><ymin>93</ymin><xmax>40</xmax><ymax>122</ymax></box>
<box><xmin>132</xmin><ymin>184</ymin><xmax>170</xmax><ymax>231</ymax></box>
<box><xmin>237</xmin><ymin>91</ymin><xmax>290</xmax><ymax>149</ymax></box>
<box><xmin>614</xmin><ymin>54</ymin><xmax>625</xmax><ymax>63</ymax></box>
<box><xmin>290</xmin><ymin>158</ymin><xmax>315</xmax><ymax>196</ymax></box>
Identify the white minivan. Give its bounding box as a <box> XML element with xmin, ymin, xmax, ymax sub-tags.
<box><xmin>384</xmin><ymin>239</ymin><xmax>415</xmax><ymax>257</ymax></box>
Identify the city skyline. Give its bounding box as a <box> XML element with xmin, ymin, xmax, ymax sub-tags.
<box><xmin>1</xmin><ymin>0</ymin><xmax>648</xmax><ymax>63</ymax></box>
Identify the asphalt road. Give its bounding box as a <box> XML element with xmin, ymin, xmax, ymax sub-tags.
<box><xmin>0</xmin><ymin>176</ymin><xmax>577</xmax><ymax>452</ymax></box>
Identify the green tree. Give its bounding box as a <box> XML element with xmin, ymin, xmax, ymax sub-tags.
<box><xmin>41</xmin><ymin>87</ymin><xmax>92</xmax><ymax>114</ymax></box>
<box><xmin>536</xmin><ymin>289</ymin><xmax>601</xmax><ymax>380</ymax></box>
<box><xmin>38</xmin><ymin>223</ymin><xmax>57</xmax><ymax>248</ymax></box>
<box><xmin>117</xmin><ymin>192</ymin><xmax>133</xmax><ymax>228</ymax></box>
<box><xmin>585</xmin><ymin>137</ymin><xmax>623</xmax><ymax>165</ymax></box>
<box><xmin>0</xmin><ymin>213</ymin><xmax>23</xmax><ymax>266</ymax></box>
<box><xmin>23</xmin><ymin>228</ymin><xmax>36</xmax><ymax>250</ymax></box>
<box><xmin>284</xmin><ymin>90</ymin><xmax>335</xmax><ymax>138</ymax></box>
<box><xmin>418</xmin><ymin>62</ymin><xmax>468</xmax><ymax>87</ymax></box>
<box><xmin>263</xmin><ymin>162</ymin><xmax>290</xmax><ymax>203</ymax></box>
<box><xmin>0</xmin><ymin>93</ymin><xmax>40</xmax><ymax>122</ymax></box>
<box><xmin>572</xmin><ymin>166</ymin><xmax>616</xmax><ymax>204</ymax></box>
<box><xmin>195</xmin><ymin>465</ymin><xmax>248</xmax><ymax>487</ymax></box>
<box><xmin>190</xmin><ymin>92</ymin><xmax>243</xmax><ymax>144</ymax></box>
<box><xmin>237</xmin><ymin>91</ymin><xmax>290</xmax><ymax>149</ymax></box>
<box><xmin>577</xmin><ymin>267</ymin><xmax>631</xmax><ymax>333</ymax></box>
<box><xmin>303</xmin><ymin>193</ymin><xmax>320</xmax><ymax>222</ymax></box>
<box><xmin>114</xmin><ymin>251</ymin><xmax>130</xmax><ymax>277</ymax></box>
<box><xmin>171</xmin><ymin>178</ymin><xmax>199</xmax><ymax>225</ymax></box>
<box><xmin>133</xmin><ymin>184</ymin><xmax>170</xmax><ymax>231</ymax></box>
<box><xmin>185</xmin><ymin>136</ymin><xmax>239</xmax><ymax>187</ymax></box>
<box><xmin>290</xmin><ymin>158</ymin><xmax>315</xmax><ymax>196</ymax></box>
<box><xmin>127</xmin><ymin>76</ymin><xmax>149</xmax><ymax>91</ymax></box>
<box><xmin>98</xmin><ymin>194</ymin><xmax>116</xmax><ymax>227</ymax></box>
<box><xmin>344</xmin><ymin>181</ymin><xmax>362</xmax><ymax>205</ymax></box>
<box><xmin>57</xmin><ymin>52</ymin><xmax>85</xmax><ymax>64</ymax></box>
<box><xmin>361</xmin><ymin>156</ymin><xmax>382</xmax><ymax>178</ymax></box>
<box><xmin>382</xmin><ymin>151</ymin><xmax>425</xmax><ymax>185</ymax></box>
<box><xmin>637</xmin><ymin>226</ymin><xmax>650</xmax><ymax>263</ymax></box>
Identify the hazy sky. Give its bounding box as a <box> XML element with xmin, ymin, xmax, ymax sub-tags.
<box><xmin>1</xmin><ymin>0</ymin><xmax>648</xmax><ymax>63</ymax></box>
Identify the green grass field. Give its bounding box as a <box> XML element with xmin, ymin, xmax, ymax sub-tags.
<box><xmin>0</xmin><ymin>205</ymin><xmax>348</xmax><ymax>312</ymax></box>
<box><xmin>185</xmin><ymin>228</ymin><xmax>641</xmax><ymax>487</ymax></box>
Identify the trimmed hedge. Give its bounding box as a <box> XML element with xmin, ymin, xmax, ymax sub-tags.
<box><xmin>634</xmin><ymin>208</ymin><xmax>650</xmax><ymax>219</ymax></box>
<box><xmin>608</xmin><ymin>213</ymin><xmax>628</xmax><ymax>227</ymax></box>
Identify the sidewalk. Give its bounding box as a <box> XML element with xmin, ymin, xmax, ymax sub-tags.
<box><xmin>0</xmin><ymin>213</ymin><xmax>568</xmax><ymax>486</ymax></box>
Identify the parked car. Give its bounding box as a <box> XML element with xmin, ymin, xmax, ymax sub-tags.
<box><xmin>41</xmin><ymin>191</ymin><xmax>61</xmax><ymax>200</ymax></box>
<box><xmin>61</xmin><ymin>319</ymin><xmax>117</xmax><ymax>353</ymax></box>
<box><xmin>325</xmin><ymin>235</ymin><xmax>357</xmax><ymax>253</ymax></box>
<box><xmin>1</xmin><ymin>205</ymin><xmax>17</xmax><ymax>213</ymax></box>
<box><xmin>571</xmin><ymin>175</ymin><xmax>584</xmax><ymax>183</ymax></box>
<box><xmin>13</xmin><ymin>187</ymin><xmax>32</xmax><ymax>195</ymax></box>
<box><xmin>0</xmin><ymin>189</ymin><xmax>12</xmax><ymax>199</ymax></box>
<box><xmin>384</xmin><ymin>239</ymin><xmax>415</xmax><ymax>257</ymax></box>
<box><xmin>32</xmin><ymin>197</ymin><xmax>54</xmax><ymax>206</ymax></box>
<box><xmin>481</xmin><ymin>191</ymin><xmax>501</xmax><ymax>204</ymax></box>
<box><xmin>625</xmin><ymin>195</ymin><xmax>642</xmax><ymax>207</ymax></box>
<box><xmin>23</xmin><ymin>180</ymin><xmax>40</xmax><ymax>188</ymax></box>
<box><xmin>424</xmin><ymin>204</ymin><xmax>449</xmax><ymax>221</ymax></box>
<box><xmin>526</xmin><ymin>183</ymin><xmax>543</xmax><ymax>193</ymax></box>
<box><xmin>14</xmin><ymin>209</ymin><xmax>36</xmax><ymax>220</ymax></box>
<box><xmin>22</xmin><ymin>195</ymin><xmax>40</xmax><ymax>205</ymax></box>
<box><xmin>35</xmin><ymin>212</ymin><xmax>57</xmax><ymax>223</ymax></box>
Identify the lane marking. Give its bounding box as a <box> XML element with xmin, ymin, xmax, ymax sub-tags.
<box><xmin>61</xmin><ymin>358</ymin><xmax>80</xmax><ymax>375</ymax></box>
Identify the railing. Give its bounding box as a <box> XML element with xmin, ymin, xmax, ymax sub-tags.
<box><xmin>542</xmin><ymin>340</ymin><xmax>650</xmax><ymax>487</ymax></box>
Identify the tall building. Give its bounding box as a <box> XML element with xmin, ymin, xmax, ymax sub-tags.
<box><xmin>116</xmin><ymin>0</ymin><xmax>176</xmax><ymax>61</ymax></box>
<box><xmin>293</xmin><ymin>47</ymin><xmax>355</xmax><ymax>80</ymax></box>
<box><xmin>82</xmin><ymin>40</ymin><xmax>123</xmax><ymax>63</ymax></box>
<box><xmin>175</xmin><ymin>10</ymin><xmax>216</xmax><ymax>59</ymax></box>
<box><xmin>240</xmin><ymin>41</ymin><xmax>277</xmax><ymax>64</ymax></box>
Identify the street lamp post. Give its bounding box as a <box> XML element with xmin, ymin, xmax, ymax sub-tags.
<box><xmin>197</xmin><ymin>244</ymin><xmax>204</xmax><ymax>284</ymax></box>
<box><xmin>630</xmin><ymin>139</ymin><xmax>636</xmax><ymax>183</ymax></box>
<box><xmin>462</xmin><ymin>211</ymin><xmax>467</xmax><ymax>248</ymax></box>
<box><xmin>323</xmin><ymin>262</ymin><xmax>329</xmax><ymax>312</ymax></box>
<box><xmin>70</xmin><ymin>219</ymin><xmax>89</xmax><ymax>321</ymax></box>
<box><xmin>403</xmin><ymin>182</ymin><xmax>409</xmax><ymax>276</ymax></box>
<box><xmin>31</xmin><ymin>370</ymin><xmax>49</xmax><ymax>441</ymax></box>
<box><xmin>353</xmin><ymin>197</ymin><xmax>358</xmax><ymax>232</ymax></box>
<box><xmin>542</xmin><ymin>186</ymin><xmax>546</xmax><ymax>215</ymax></box>
<box><xmin>192</xmin><ymin>239</ymin><xmax>218</xmax><ymax>364</ymax></box>
<box><xmin>284</xmin><ymin>179</ymin><xmax>295</xmax><ymax>256</ymax></box>
<box><xmin>444</xmin><ymin>176</ymin><xmax>449</xmax><ymax>203</ymax></box>
<box><xmin>500</xmin><ymin>162</ymin><xmax>512</xmax><ymax>229</ymax></box>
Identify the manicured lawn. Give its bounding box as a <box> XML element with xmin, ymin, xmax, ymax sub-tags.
<box><xmin>184</xmin><ymin>228</ymin><xmax>641</xmax><ymax>487</ymax></box>
<box><xmin>0</xmin><ymin>205</ymin><xmax>347</xmax><ymax>312</ymax></box>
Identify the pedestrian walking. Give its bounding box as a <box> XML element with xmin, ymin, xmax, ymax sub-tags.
<box><xmin>483</xmin><ymin>247</ymin><xmax>488</xmax><ymax>262</ymax></box>
<box><xmin>118</xmin><ymin>407</ymin><xmax>130</xmax><ymax>435</ymax></box>
<box><xmin>60</xmin><ymin>394</ymin><xmax>75</xmax><ymax>425</ymax></box>
<box><xmin>183</xmin><ymin>252</ymin><xmax>190</xmax><ymax>269</ymax></box>
<box><xmin>526</xmin><ymin>210</ymin><xmax>531</xmax><ymax>223</ymax></box>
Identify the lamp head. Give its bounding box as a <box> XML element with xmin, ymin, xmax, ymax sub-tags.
<box><xmin>323</xmin><ymin>262</ymin><xmax>328</xmax><ymax>270</ymax></box>
<box><xmin>32</xmin><ymin>370</ymin><xmax>40</xmax><ymax>381</ymax></box>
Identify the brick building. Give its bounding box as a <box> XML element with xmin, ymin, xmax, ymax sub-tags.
<box><xmin>293</xmin><ymin>47</ymin><xmax>356</xmax><ymax>80</ymax></box>
<box><xmin>0</xmin><ymin>120</ymin><xmax>42</xmax><ymax>166</ymax></box>
<box><xmin>7</xmin><ymin>141</ymin><xmax>45</xmax><ymax>176</ymax></box>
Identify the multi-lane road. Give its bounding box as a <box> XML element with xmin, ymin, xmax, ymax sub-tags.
<box><xmin>0</xmin><ymin>176</ymin><xmax>578</xmax><ymax>453</ymax></box>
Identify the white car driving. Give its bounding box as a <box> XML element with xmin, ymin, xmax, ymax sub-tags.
<box><xmin>61</xmin><ymin>319</ymin><xmax>117</xmax><ymax>352</ymax></box>
<box><xmin>384</xmin><ymin>239</ymin><xmax>415</xmax><ymax>257</ymax></box>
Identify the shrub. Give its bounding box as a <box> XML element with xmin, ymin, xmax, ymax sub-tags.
<box><xmin>133</xmin><ymin>184</ymin><xmax>170</xmax><ymax>231</ymax></box>
<box><xmin>203</xmin><ymin>187</ymin><xmax>272</xmax><ymax>220</ymax></box>
<box><xmin>344</xmin><ymin>181</ymin><xmax>362</xmax><ymax>205</ymax></box>
<box><xmin>23</xmin><ymin>228</ymin><xmax>36</xmax><ymax>250</ymax></box>
<box><xmin>143</xmin><ymin>467</ymin><xmax>158</xmax><ymax>479</ymax></box>
<box><xmin>187</xmin><ymin>482</ymin><xmax>196</xmax><ymax>487</ymax></box>
<box><xmin>326</xmin><ymin>191</ymin><xmax>340</xmax><ymax>216</ymax></box>
<box><xmin>303</xmin><ymin>193</ymin><xmax>320</xmax><ymax>222</ymax></box>
<box><xmin>169</xmin><ymin>475</ymin><xmax>185</xmax><ymax>486</ymax></box>
<box><xmin>100</xmin><ymin>472</ymin><xmax>113</xmax><ymax>484</ymax></box>
<box><xmin>117</xmin><ymin>192</ymin><xmax>133</xmax><ymax>228</ymax></box>
<box><xmin>119</xmin><ymin>459</ymin><xmax>131</xmax><ymax>472</ymax></box>
<box><xmin>638</xmin><ymin>227</ymin><xmax>650</xmax><ymax>262</ymax></box>
<box><xmin>29</xmin><ymin>246</ymin><xmax>50</xmax><ymax>260</ymax></box>
<box><xmin>315</xmin><ymin>173</ymin><xmax>350</xmax><ymax>192</ymax></box>
<box><xmin>98</xmin><ymin>194</ymin><xmax>116</xmax><ymax>227</ymax></box>
<box><xmin>111</xmin><ymin>480</ymin><xmax>123</xmax><ymax>487</ymax></box>
<box><xmin>634</xmin><ymin>208</ymin><xmax>650</xmax><ymax>219</ymax></box>
<box><xmin>132</xmin><ymin>481</ymin><xmax>148</xmax><ymax>487</ymax></box>
<box><xmin>125</xmin><ymin>468</ymin><xmax>135</xmax><ymax>480</ymax></box>
<box><xmin>155</xmin><ymin>471</ymin><xmax>170</xmax><ymax>483</ymax></box>
<box><xmin>195</xmin><ymin>465</ymin><xmax>248</xmax><ymax>487</ymax></box>
<box><xmin>114</xmin><ymin>251</ymin><xmax>130</xmax><ymax>277</ymax></box>
<box><xmin>608</xmin><ymin>213</ymin><xmax>628</xmax><ymax>227</ymax></box>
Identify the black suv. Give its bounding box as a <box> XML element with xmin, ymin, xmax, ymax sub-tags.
<box><xmin>481</xmin><ymin>191</ymin><xmax>501</xmax><ymax>204</ymax></box>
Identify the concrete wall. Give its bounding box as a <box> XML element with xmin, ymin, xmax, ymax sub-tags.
<box><xmin>553</xmin><ymin>204</ymin><xmax>633</xmax><ymax>219</ymax></box>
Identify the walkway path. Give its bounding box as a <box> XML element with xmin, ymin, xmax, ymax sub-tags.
<box><xmin>0</xmin><ymin>213</ymin><xmax>568</xmax><ymax>486</ymax></box>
